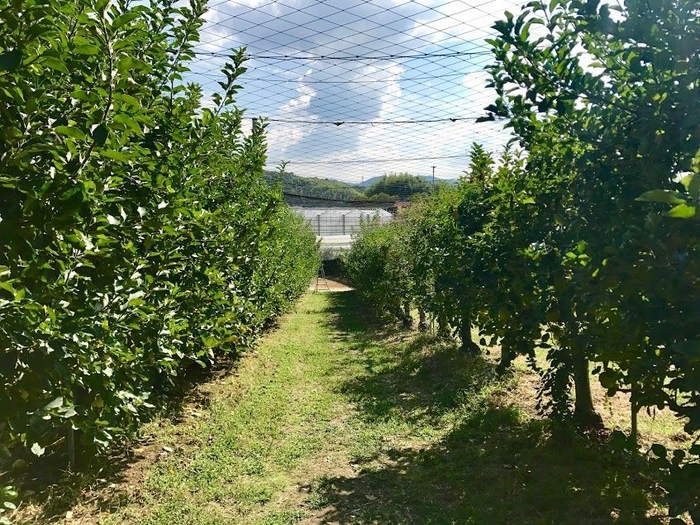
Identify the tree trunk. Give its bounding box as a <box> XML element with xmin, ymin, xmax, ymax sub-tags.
<box><xmin>498</xmin><ymin>341</ymin><xmax>515</xmax><ymax>374</ymax></box>
<box><xmin>630</xmin><ymin>383</ymin><xmax>639</xmax><ymax>449</ymax></box>
<box><xmin>67</xmin><ymin>425</ymin><xmax>76</xmax><ymax>471</ymax></box>
<box><xmin>459</xmin><ymin>308</ymin><xmax>479</xmax><ymax>355</ymax></box>
<box><xmin>402</xmin><ymin>301</ymin><xmax>413</xmax><ymax>329</ymax></box>
<box><xmin>572</xmin><ymin>353</ymin><xmax>603</xmax><ymax>429</ymax></box>
<box><xmin>418</xmin><ymin>309</ymin><xmax>428</xmax><ymax>332</ymax></box>
<box><xmin>437</xmin><ymin>313</ymin><xmax>449</xmax><ymax>338</ymax></box>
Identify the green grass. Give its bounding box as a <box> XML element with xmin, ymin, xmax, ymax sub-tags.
<box><xmin>19</xmin><ymin>290</ymin><xmax>685</xmax><ymax>524</ymax></box>
<box><xmin>95</xmin><ymin>293</ymin><xmax>351</xmax><ymax>525</ymax></box>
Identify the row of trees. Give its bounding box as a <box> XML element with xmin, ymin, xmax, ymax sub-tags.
<box><xmin>265</xmin><ymin>170</ymin><xmax>368</xmax><ymax>204</ymax></box>
<box><xmin>345</xmin><ymin>0</ymin><xmax>699</xmax><ymax>519</ymax></box>
<box><xmin>362</xmin><ymin>173</ymin><xmax>439</xmax><ymax>201</ymax></box>
<box><xmin>0</xmin><ymin>1</ymin><xmax>319</xmax><ymax>518</ymax></box>
<box><xmin>267</xmin><ymin>170</ymin><xmax>440</xmax><ymax>206</ymax></box>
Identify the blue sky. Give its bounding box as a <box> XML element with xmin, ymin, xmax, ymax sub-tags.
<box><xmin>187</xmin><ymin>0</ymin><xmax>522</xmax><ymax>182</ymax></box>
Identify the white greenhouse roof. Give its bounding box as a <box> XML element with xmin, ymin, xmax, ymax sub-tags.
<box><xmin>292</xmin><ymin>207</ymin><xmax>393</xmax><ymax>220</ymax></box>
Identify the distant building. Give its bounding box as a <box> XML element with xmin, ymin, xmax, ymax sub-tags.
<box><xmin>293</xmin><ymin>207</ymin><xmax>393</xmax><ymax>236</ymax></box>
<box><xmin>293</xmin><ymin>207</ymin><xmax>394</xmax><ymax>260</ymax></box>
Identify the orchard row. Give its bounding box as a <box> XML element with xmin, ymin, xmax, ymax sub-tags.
<box><xmin>0</xmin><ymin>1</ymin><xmax>318</xmax><ymax>511</ymax></box>
<box><xmin>345</xmin><ymin>0</ymin><xmax>700</xmax><ymax>519</ymax></box>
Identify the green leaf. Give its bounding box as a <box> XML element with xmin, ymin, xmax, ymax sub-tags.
<box><xmin>112</xmin><ymin>12</ymin><xmax>140</xmax><ymax>30</ymax></box>
<box><xmin>202</xmin><ymin>336</ymin><xmax>219</xmax><ymax>348</ymax></box>
<box><xmin>650</xmin><ymin>443</ymin><xmax>667</xmax><ymax>458</ymax></box>
<box><xmin>116</xmin><ymin>57</ymin><xmax>150</xmax><ymax>74</ymax></box>
<box><xmin>91</xmin><ymin>123</ymin><xmax>109</xmax><ymax>146</ymax></box>
<box><xmin>688</xmin><ymin>173</ymin><xmax>700</xmax><ymax>199</ymax></box>
<box><xmin>44</xmin><ymin>396</ymin><xmax>64</xmax><ymax>410</ymax></box>
<box><xmin>609</xmin><ymin>430</ymin><xmax>628</xmax><ymax>451</ymax></box>
<box><xmin>55</xmin><ymin>126</ymin><xmax>87</xmax><ymax>141</ymax></box>
<box><xmin>679</xmin><ymin>173</ymin><xmax>693</xmax><ymax>191</ymax></box>
<box><xmin>101</xmin><ymin>149</ymin><xmax>130</xmax><ymax>162</ymax></box>
<box><xmin>43</xmin><ymin>56</ymin><xmax>69</xmax><ymax>74</ymax></box>
<box><xmin>74</xmin><ymin>44</ymin><xmax>100</xmax><ymax>55</ymax></box>
<box><xmin>671</xmin><ymin>449</ymin><xmax>685</xmax><ymax>465</ymax></box>
<box><xmin>113</xmin><ymin>113</ymin><xmax>142</xmax><ymax>133</ymax></box>
<box><xmin>667</xmin><ymin>203</ymin><xmax>696</xmax><ymax>219</ymax></box>
<box><xmin>114</xmin><ymin>93</ymin><xmax>141</xmax><ymax>107</ymax></box>
<box><xmin>598</xmin><ymin>370</ymin><xmax>617</xmax><ymax>389</ymax></box>
<box><xmin>0</xmin><ymin>280</ymin><xmax>15</xmax><ymax>295</ymax></box>
<box><xmin>30</xmin><ymin>443</ymin><xmax>45</xmax><ymax>457</ymax></box>
<box><xmin>0</xmin><ymin>49</ymin><xmax>22</xmax><ymax>72</ymax></box>
<box><xmin>636</xmin><ymin>189</ymin><xmax>685</xmax><ymax>205</ymax></box>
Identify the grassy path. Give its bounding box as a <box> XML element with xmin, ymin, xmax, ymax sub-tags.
<box><xmin>46</xmin><ymin>290</ymin><xmax>673</xmax><ymax>524</ymax></box>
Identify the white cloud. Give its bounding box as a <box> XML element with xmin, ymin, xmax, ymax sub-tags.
<box><xmin>191</xmin><ymin>0</ymin><xmax>520</xmax><ymax>182</ymax></box>
<box><xmin>409</xmin><ymin>0</ymin><xmax>524</xmax><ymax>45</ymax></box>
<box><xmin>266</xmin><ymin>82</ymin><xmax>317</xmax><ymax>158</ymax></box>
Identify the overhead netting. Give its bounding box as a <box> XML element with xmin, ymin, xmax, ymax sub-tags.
<box><xmin>191</xmin><ymin>0</ymin><xmax>522</xmax><ymax>185</ymax></box>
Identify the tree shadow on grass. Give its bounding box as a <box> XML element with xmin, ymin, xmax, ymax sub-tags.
<box><xmin>309</xmin><ymin>410</ymin><xmax>662</xmax><ymax>525</ymax></box>
<box><xmin>312</xmin><ymin>291</ymin><xmax>665</xmax><ymax>525</ymax></box>
<box><xmin>324</xmin><ymin>291</ymin><xmax>499</xmax><ymax>427</ymax></box>
<box><xmin>323</xmin><ymin>289</ymin><xmax>407</xmax><ymax>344</ymax></box>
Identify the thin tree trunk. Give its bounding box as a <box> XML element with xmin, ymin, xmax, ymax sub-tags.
<box><xmin>418</xmin><ymin>309</ymin><xmax>428</xmax><ymax>332</ymax></box>
<box><xmin>572</xmin><ymin>353</ymin><xmax>603</xmax><ymax>429</ymax></box>
<box><xmin>438</xmin><ymin>313</ymin><xmax>449</xmax><ymax>338</ymax></box>
<box><xmin>498</xmin><ymin>341</ymin><xmax>515</xmax><ymax>374</ymax></box>
<box><xmin>402</xmin><ymin>301</ymin><xmax>413</xmax><ymax>328</ymax></box>
<box><xmin>459</xmin><ymin>308</ymin><xmax>479</xmax><ymax>355</ymax></box>
<box><xmin>630</xmin><ymin>383</ymin><xmax>639</xmax><ymax>449</ymax></box>
<box><xmin>67</xmin><ymin>426</ymin><xmax>76</xmax><ymax>471</ymax></box>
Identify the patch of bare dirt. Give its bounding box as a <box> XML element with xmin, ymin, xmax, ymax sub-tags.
<box><xmin>309</xmin><ymin>278</ymin><xmax>353</xmax><ymax>292</ymax></box>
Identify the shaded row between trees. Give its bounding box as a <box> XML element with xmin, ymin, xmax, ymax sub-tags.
<box><xmin>344</xmin><ymin>0</ymin><xmax>700</xmax><ymax>519</ymax></box>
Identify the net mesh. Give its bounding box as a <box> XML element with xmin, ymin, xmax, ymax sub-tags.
<box><xmin>190</xmin><ymin>0</ymin><xmax>522</xmax><ymax>184</ymax></box>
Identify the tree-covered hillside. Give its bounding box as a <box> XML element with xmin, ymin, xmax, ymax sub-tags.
<box><xmin>363</xmin><ymin>173</ymin><xmax>442</xmax><ymax>201</ymax></box>
<box><xmin>265</xmin><ymin>170</ymin><xmax>366</xmax><ymax>204</ymax></box>
<box><xmin>266</xmin><ymin>170</ymin><xmax>441</xmax><ymax>206</ymax></box>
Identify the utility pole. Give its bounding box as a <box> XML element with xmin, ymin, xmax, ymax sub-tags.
<box><xmin>432</xmin><ymin>165</ymin><xmax>436</xmax><ymax>187</ymax></box>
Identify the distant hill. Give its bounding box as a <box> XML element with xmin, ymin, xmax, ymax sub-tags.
<box><xmin>265</xmin><ymin>170</ymin><xmax>448</xmax><ymax>206</ymax></box>
<box><xmin>265</xmin><ymin>170</ymin><xmax>374</xmax><ymax>207</ymax></box>
<box><xmin>357</xmin><ymin>174</ymin><xmax>457</xmax><ymax>188</ymax></box>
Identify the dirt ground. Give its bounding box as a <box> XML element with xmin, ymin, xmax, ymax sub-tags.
<box><xmin>308</xmin><ymin>277</ymin><xmax>353</xmax><ymax>292</ymax></box>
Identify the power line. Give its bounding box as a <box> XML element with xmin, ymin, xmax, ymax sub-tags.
<box><xmin>266</xmin><ymin>117</ymin><xmax>486</xmax><ymax>125</ymax></box>
<box><xmin>189</xmin><ymin>71</ymin><xmax>473</xmax><ymax>83</ymax></box>
<box><xmin>272</xmin><ymin>154</ymin><xmax>471</xmax><ymax>165</ymax></box>
<box><xmin>195</xmin><ymin>0</ymin><xmax>519</xmax><ymax>180</ymax></box>
<box><xmin>193</xmin><ymin>50</ymin><xmax>490</xmax><ymax>60</ymax></box>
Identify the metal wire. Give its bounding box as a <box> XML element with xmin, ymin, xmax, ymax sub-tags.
<box><xmin>191</xmin><ymin>0</ymin><xmax>522</xmax><ymax>184</ymax></box>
